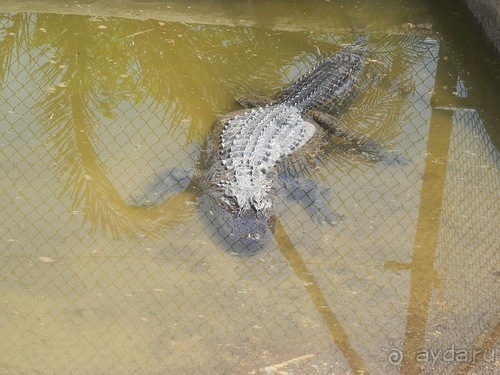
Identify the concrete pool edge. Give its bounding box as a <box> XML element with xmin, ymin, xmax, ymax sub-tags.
<box><xmin>0</xmin><ymin>0</ymin><xmax>498</xmax><ymax>56</ymax></box>
<box><xmin>0</xmin><ymin>0</ymin><xmax>440</xmax><ymax>35</ymax></box>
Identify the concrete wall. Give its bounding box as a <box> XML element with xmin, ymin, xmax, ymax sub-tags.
<box><xmin>462</xmin><ymin>0</ymin><xmax>500</xmax><ymax>54</ymax></box>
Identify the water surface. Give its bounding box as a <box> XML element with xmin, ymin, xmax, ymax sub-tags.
<box><xmin>0</xmin><ymin>1</ymin><xmax>498</xmax><ymax>374</ymax></box>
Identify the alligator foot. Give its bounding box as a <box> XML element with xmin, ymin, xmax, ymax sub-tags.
<box><xmin>371</xmin><ymin>149</ymin><xmax>410</xmax><ymax>165</ymax></box>
<box><xmin>283</xmin><ymin>178</ymin><xmax>341</xmax><ymax>225</ymax></box>
<box><xmin>355</xmin><ymin>139</ymin><xmax>410</xmax><ymax>165</ymax></box>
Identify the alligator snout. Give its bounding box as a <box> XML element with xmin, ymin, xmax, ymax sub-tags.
<box><xmin>223</xmin><ymin>208</ymin><xmax>276</xmax><ymax>244</ymax></box>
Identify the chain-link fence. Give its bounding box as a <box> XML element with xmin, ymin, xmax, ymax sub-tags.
<box><xmin>0</xmin><ymin>12</ymin><xmax>498</xmax><ymax>375</ymax></box>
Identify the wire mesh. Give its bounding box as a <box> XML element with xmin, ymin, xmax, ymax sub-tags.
<box><xmin>0</xmin><ymin>12</ymin><xmax>498</xmax><ymax>375</ymax></box>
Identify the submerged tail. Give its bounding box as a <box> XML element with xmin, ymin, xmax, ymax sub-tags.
<box><xmin>276</xmin><ymin>38</ymin><xmax>368</xmax><ymax>114</ymax></box>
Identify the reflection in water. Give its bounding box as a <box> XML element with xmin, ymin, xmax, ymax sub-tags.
<box><xmin>30</xmin><ymin>15</ymin><xmax>198</xmax><ymax>238</ymax></box>
<box><xmin>0</xmin><ymin>9</ymin><xmax>498</xmax><ymax>375</ymax></box>
<box><xmin>274</xmin><ymin>219</ymin><xmax>369</xmax><ymax>374</ymax></box>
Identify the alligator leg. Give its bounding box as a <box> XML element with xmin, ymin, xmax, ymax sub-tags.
<box><xmin>281</xmin><ymin>177</ymin><xmax>341</xmax><ymax>225</ymax></box>
<box><xmin>306</xmin><ymin>109</ymin><xmax>409</xmax><ymax>165</ymax></box>
<box><xmin>133</xmin><ymin>167</ymin><xmax>194</xmax><ymax>206</ymax></box>
<box><xmin>307</xmin><ymin>109</ymin><xmax>365</xmax><ymax>140</ymax></box>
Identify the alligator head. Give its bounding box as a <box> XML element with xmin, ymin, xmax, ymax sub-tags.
<box><xmin>199</xmin><ymin>183</ymin><xmax>277</xmax><ymax>245</ymax></box>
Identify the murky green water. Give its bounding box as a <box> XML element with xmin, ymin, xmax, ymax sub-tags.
<box><xmin>0</xmin><ymin>1</ymin><xmax>498</xmax><ymax>374</ymax></box>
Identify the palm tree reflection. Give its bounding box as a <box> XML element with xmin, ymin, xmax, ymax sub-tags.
<box><xmin>31</xmin><ymin>15</ymin><xmax>202</xmax><ymax>238</ymax></box>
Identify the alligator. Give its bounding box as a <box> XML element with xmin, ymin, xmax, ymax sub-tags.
<box><xmin>196</xmin><ymin>38</ymin><xmax>402</xmax><ymax>244</ymax></box>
